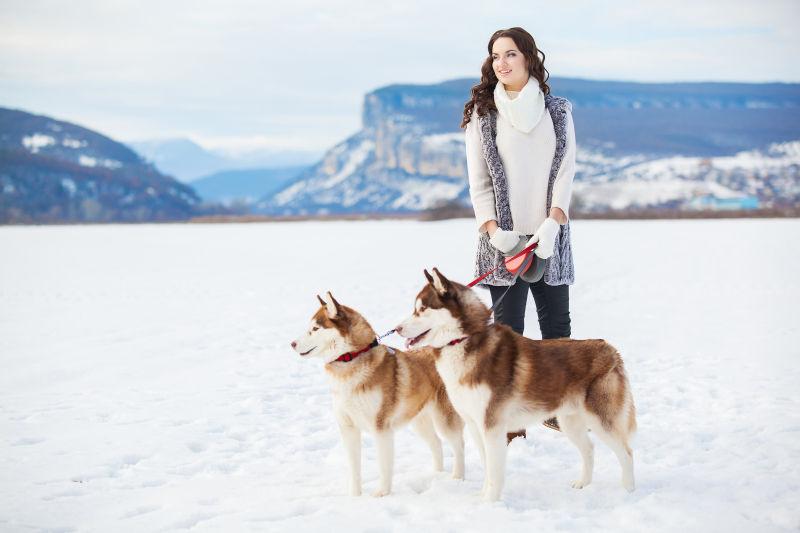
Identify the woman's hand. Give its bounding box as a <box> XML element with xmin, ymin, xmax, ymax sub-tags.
<box><xmin>482</xmin><ymin>219</ymin><xmax>499</xmax><ymax>236</ymax></box>
<box><xmin>527</xmin><ymin>218</ymin><xmax>560</xmax><ymax>259</ymax></box>
<box><xmin>550</xmin><ymin>207</ymin><xmax>567</xmax><ymax>225</ymax></box>
<box><xmin>489</xmin><ymin>228</ymin><xmax>525</xmax><ymax>254</ymax></box>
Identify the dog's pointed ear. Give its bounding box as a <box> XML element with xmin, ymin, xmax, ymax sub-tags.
<box><xmin>316</xmin><ymin>294</ymin><xmax>326</xmax><ymax>307</ymax></box>
<box><xmin>424</xmin><ymin>269</ymin><xmax>434</xmax><ymax>285</ymax></box>
<box><xmin>322</xmin><ymin>291</ymin><xmax>339</xmax><ymax>319</ymax></box>
<box><xmin>430</xmin><ymin>267</ymin><xmax>451</xmax><ymax>295</ymax></box>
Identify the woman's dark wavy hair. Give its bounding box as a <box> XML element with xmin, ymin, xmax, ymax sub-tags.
<box><xmin>460</xmin><ymin>27</ymin><xmax>550</xmax><ymax>129</ymax></box>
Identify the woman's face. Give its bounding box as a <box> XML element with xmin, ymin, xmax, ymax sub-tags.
<box><xmin>491</xmin><ymin>36</ymin><xmax>528</xmax><ymax>90</ymax></box>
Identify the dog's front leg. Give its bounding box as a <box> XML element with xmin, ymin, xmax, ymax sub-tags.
<box><xmin>373</xmin><ymin>430</ymin><xmax>394</xmax><ymax>497</ymax></box>
<box><xmin>482</xmin><ymin>426</ymin><xmax>508</xmax><ymax>502</ymax></box>
<box><xmin>466</xmin><ymin>420</ymin><xmax>487</xmax><ymax>495</ymax></box>
<box><xmin>338</xmin><ymin>421</ymin><xmax>361</xmax><ymax>496</ymax></box>
<box><xmin>448</xmin><ymin>430</ymin><xmax>465</xmax><ymax>480</ymax></box>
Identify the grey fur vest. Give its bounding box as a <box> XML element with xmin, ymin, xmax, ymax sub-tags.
<box><xmin>473</xmin><ymin>93</ymin><xmax>575</xmax><ymax>287</ymax></box>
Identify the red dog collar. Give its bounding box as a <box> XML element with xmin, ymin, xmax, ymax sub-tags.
<box><xmin>335</xmin><ymin>338</ymin><xmax>379</xmax><ymax>362</ymax></box>
<box><xmin>447</xmin><ymin>336</ymin><xmax>469</xmax><ymax>346</ymax></box>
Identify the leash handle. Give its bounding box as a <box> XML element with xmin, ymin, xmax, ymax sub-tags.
<box><xmin>468</xmin><ymin>241</ymin><xmax>538</xmax><ymax>287</ymax></box>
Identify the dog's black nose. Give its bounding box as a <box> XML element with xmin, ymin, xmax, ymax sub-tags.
<box><xmin>290</xmin><ymin>341</ymin><xmax>297</xmax><ymax>348</ymax></box>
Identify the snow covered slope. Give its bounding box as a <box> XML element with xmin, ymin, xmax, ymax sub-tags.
<box><xmin>263</xmin><ymin>129</ymin><xmax>467</xmax><ymax>215</ymax></box>
<box><xmin>1</xmin><ymin>219</ymin><xmax>798</xmax><ymax>531</ymax></box>
<box><xmin>0</xmin><ymin>107</ymin><xmax>200</xmax><ymax>223</ymax></box>
<box><xmin>574</xmin><ymin>140</ymin><xmax>800</xmax><ymax>211</ymax></box>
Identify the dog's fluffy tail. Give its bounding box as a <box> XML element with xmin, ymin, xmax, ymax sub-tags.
<box><xmin>620</xmin><ymin>362</ymin><xmax>637</xmax><ymax>436</ymax></box>
<box><xmin>586</xmin><ymin>349</ymin><xmax>636</xmax><ymax>440</ymax></box>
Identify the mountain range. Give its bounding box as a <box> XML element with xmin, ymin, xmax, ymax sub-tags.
<box><xmin>3</xmin><ymin>76</ymin><xmax>799</xmax><ymax>224</ymax></box>
<box><xmin>191</xmin><ymin>166</ymin><xmax>306</xmax><ymax>205</ymax></box>
<box><xmin>258</xmin><ymin>77</ymin><xmax>800</xmax><ymax>215</ymax></box>
<box><xmin>128</xmin><ymin>138</ymin><xmax>321</xmax><ymax>182</ymax></box>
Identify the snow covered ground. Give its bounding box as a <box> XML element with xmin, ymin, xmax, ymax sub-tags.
<box><xmin>1</xmin><ymin>218</ymin><xmax>798</xmax><ymax>532</ymax></box>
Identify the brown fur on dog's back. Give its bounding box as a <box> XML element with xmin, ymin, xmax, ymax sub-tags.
<box><xmin>446</xmin><ymin>320</ymin><xmax>635</xmax><ymax>435</ymax></box>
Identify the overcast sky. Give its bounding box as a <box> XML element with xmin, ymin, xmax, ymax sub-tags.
<box><xmin>1</xmin><ymin>0</ymin><xmax>798</xmax><ymax>155</ymax></box>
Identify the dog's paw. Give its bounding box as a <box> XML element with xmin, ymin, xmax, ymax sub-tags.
<box><xmin>480</xmin><ymin>483</ymin><xmax>502</xmax><ymax>502</ymax></box>
<box><xmin>349</xmin><ymin>488</ymin><xmax>362</xmax><ymax>497</ymax></box>
<box><xmin>481</xmin><ymin>490</ymin><xmax>501</xmax><ymax>502</ymax></box>
<box><xmin>571</xmin><ymin>479</ymin><xmax>590</xmax><ymax>489</ymax></box>
<box><xmin>371</xmin><ymin>488</ymin><xmax>390</xmax><ymax>497</ymax></box>
<box><xmin>622</xmin><ymin>478</ymin><xmax>635</xmax><ymax>493</ymax></box>
<box><xmin>452</xmin><ymin>471</ymin><xmax>464</xmax><ymax>481</ymax></box>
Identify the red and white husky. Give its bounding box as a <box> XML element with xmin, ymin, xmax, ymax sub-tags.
<box><xmin>395</xmin><ymin>268</ymin><xmax>637</xmax><ymax>501</ymax></box>
<box><xmin>290</xmin><ymin>291</ymin><xmax>465</xmax><ymax>497</ymax></box>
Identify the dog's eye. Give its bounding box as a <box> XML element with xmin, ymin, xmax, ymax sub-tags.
<box><xmin>311</xmin><ymin>326</ymin><xmax>319</xmax><ymax>331</ymax></box>
<box><xmin>419</xmin><ymin>306</ymin><xmax>426</xmax><ymax>312</ymax></box>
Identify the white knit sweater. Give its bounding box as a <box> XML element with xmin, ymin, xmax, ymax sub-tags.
<box><xmin>465</xmin><ymin>81</ymin><xmax>576</xmax><ymax>235</ymax></box>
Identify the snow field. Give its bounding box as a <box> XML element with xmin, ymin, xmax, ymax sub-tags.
<box><xmin>0</xmin><ymin>218</ymin><xmax>798</xmax><ymax>532</ymax></box>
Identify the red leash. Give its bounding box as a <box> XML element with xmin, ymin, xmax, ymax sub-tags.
<box><xmin>467</xmin><ymin>242</ymin><xmax>538</xmax><ymax>287</ymax></box>
<box><xmin>375</xmin><ymin>241</ymin><xmax>539</xmax><ymax>344</ymax></box>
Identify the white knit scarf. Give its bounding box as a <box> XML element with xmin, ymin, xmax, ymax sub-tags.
<box><xmin>493</xmin><ymin>74</ymin><xmax>546</xmax><ymax>133</ymax></box>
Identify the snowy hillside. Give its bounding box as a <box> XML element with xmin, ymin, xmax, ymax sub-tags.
<box><xmin>574</xmin><ymin>140</ymin><xmax>800</xmax><ymax>211</ymax></box>
<box><xmin>1</xmin><ymin>219</ymin><xmax>798</xmax><ymax>531</ymax></box>
<box><xmin>263</xmin><ymin>130</ymin><xmax>466</xmax><ymax>214</ymax></box>
<box><xmin>0</xmin><ymin>107</ymin><xmax>200</xmax><ymax>223</ymax></box>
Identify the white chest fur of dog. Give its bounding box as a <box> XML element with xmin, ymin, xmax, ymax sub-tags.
<box><xmin>330</xmin><ymin>375</ymin><xmax>383</xmax><ymax>429</ymax></box>
<box><xmin>435</xmin><ymin>344</ymin><xmax>490</xmax><ymax>424</ymax></box>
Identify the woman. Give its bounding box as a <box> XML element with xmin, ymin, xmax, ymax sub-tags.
<box><xmin>461</xmin><ymin>27</ymin><xmax>577</xmax><ymax>437</ymax></box>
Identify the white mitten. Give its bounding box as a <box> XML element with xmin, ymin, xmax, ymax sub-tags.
<box><xmin>528</xmin><ymin>218</ymin><xmax>560</xmax><ymax>259</ymax></box>
<box><xmin>489</xmin><ymin>228</ymin><xmax>525</xmax><ymax>254</ymax></box>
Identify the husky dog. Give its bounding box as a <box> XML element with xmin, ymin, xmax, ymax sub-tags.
<box><xmin>290</xmin><ymin>291</ymin><xmax>465</xmax><ymax>497</ymax></box>
<box><xmin>395</xmin><ymin>268</ymin><xmax>637</xmax><ymax>501</ymax></box>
